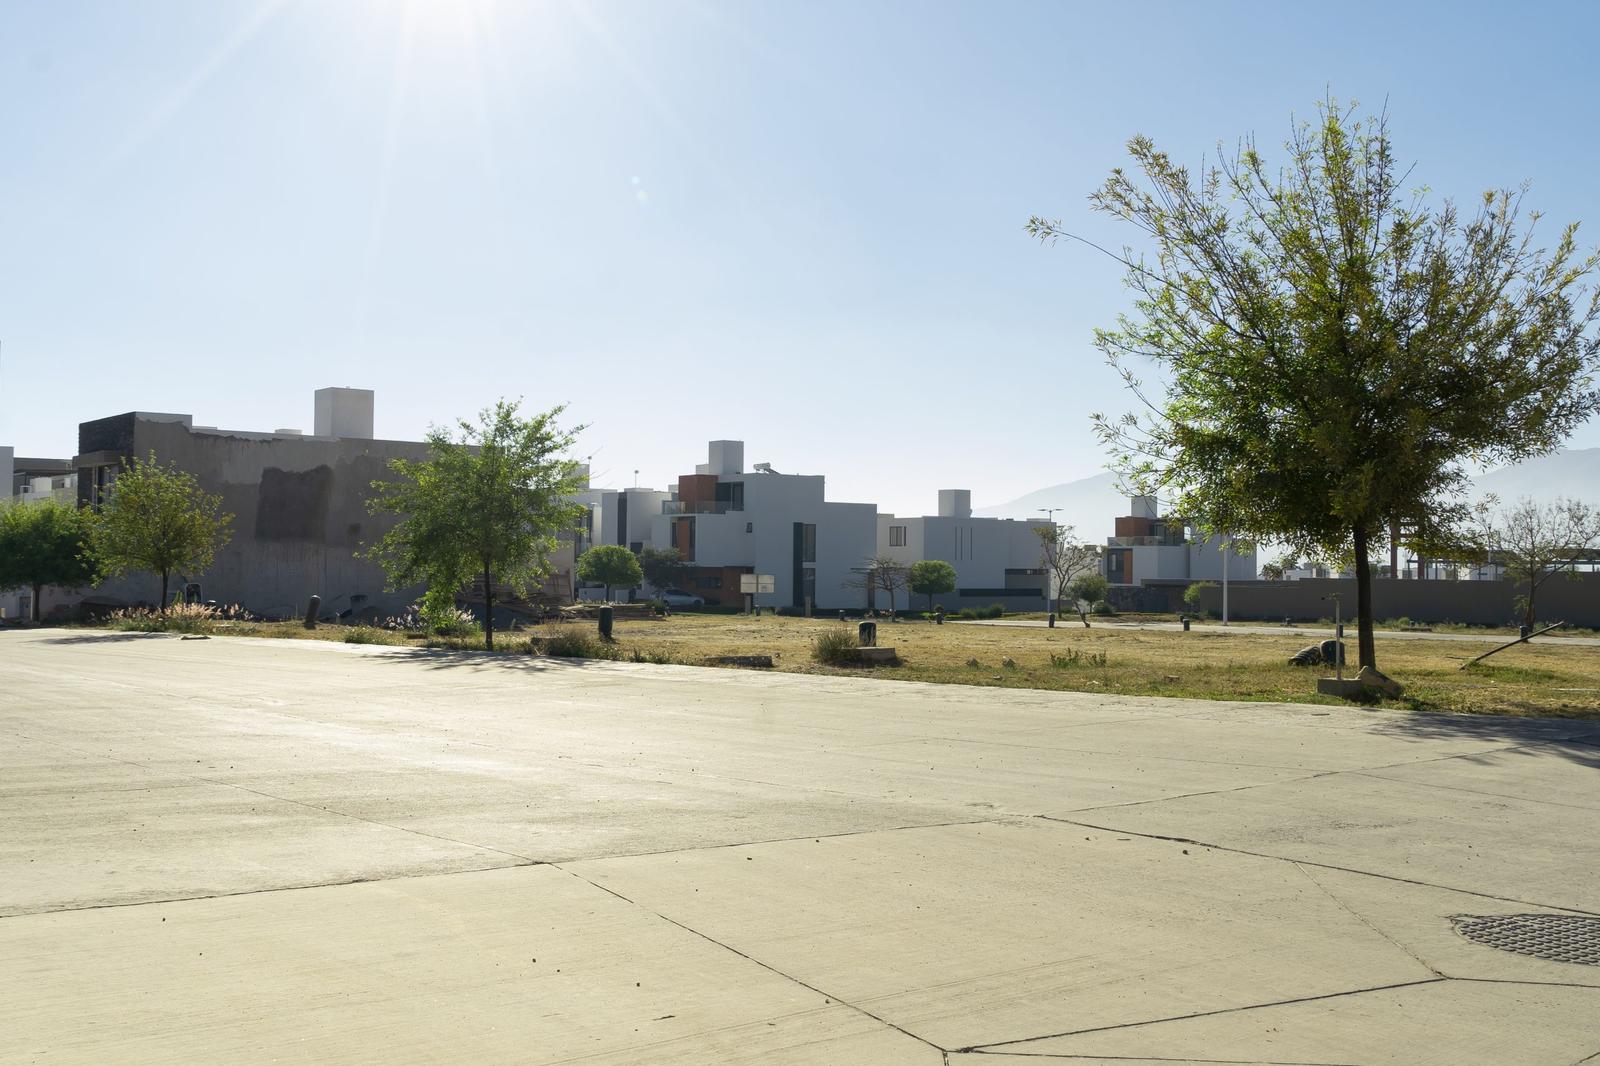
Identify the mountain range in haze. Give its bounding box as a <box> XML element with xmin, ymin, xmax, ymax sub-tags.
<box><xmin>976</xmin><ymin>448</ymin><xmax>1600</xmax><ymax>541</ymax></box>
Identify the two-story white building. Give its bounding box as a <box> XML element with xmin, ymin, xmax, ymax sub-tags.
<box><xmin>1102</xmin><ymin>496</ymin><xmax>1256</xmax><ymax>587</ymax></box>
<box><xmin>877</xmin><ymin>489</ymin><xmax>1052</xmax><ymax>611</ymax></box>
<box><xmin>647</xmin><ymin>440</ymin><xmax>877</xmax><ymax>610</ymax></box>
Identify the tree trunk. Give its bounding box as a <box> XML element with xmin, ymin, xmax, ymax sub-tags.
<box><xmin>1353</xmin><ymin>522</ymin><xmax>1377</xmax><ymax>670</ymax></box>
<box><xmin>31</xmin><ymin>582</ymin><xmax>42</xmax><ymax>622</ymax></box>
<box><xmin>160</xmin><ymin>569</ymin><xmax>170</xmax><ymax>614</ymax></box>
<box><xmin>1524</xmin><ymin>578</ymin><xmax>1538</xmax><ymax>628</ymax></box>
<box><xmin>483</xmin><ymin>563</ymin><xmax>495</xmax><ymax>651</ymax></box>
<box><xmin>1080</xmin><ymin>606</ymin><xmax>1091</xmax><ymax>629</ymax></box>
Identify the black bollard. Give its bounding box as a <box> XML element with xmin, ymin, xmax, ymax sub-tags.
<box><xmin>1519</xmin><ymin>624</ymin><xmax>1530</xmax><ymax>641</ymax></box>
<box><xmin>598</xmin><ymin>605</ymin><xmax>614</xmax><ymax>642</ymax></box>
<box><xmin>303</xmin><ymin>595</ymin><xmax>321</xmax><ymax>630</ymax></box>
<box><xmin>1182</xmin><ymin>616</ymin><xmax>1191</xmax><ymax>632</ymax></box>
<box><xmin>1048</xmin><ymin>612</ymin><xmax>1056</xmax><ymax>629</ymax></box>
<box><xmin>858</xmin><ymin>620</ymin><xmax>877</xmax><ymax>648</ymax></box>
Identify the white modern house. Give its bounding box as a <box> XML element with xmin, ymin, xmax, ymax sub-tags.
<box><xmin>647</xmin><ymin>440</ymin><xmax>876</xmax><ymax>610</ymax></box>
<box><xmin>575</xmin><ymin>484</ymin><xmax>672</xmax><ymax>556</ymax></box>
<box><xmin>877</xmin><ymin>489</ymin><xmax>1052</xmax><ymax>610</ymax></box>
<box><xmin>1102</xmin><ymin>496</ymin><xmax>1256</xmax><ymax>586</ymax></box>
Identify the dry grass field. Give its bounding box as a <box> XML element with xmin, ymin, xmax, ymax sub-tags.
<box><xmin>605</xmin><ymin>615</ymin><xmax>1600</xmax><ymax>719</ymax></box>
<box><xmin>125</xmin><ymin>611</ymin><xmax>1600</xmax><ymax>719</ymax></box>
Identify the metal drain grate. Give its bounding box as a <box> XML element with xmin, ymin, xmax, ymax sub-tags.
<box><xmin>1452</xmin><ymin>914</ymin><xmax>1600</xmax><ymax>966</ymax></box>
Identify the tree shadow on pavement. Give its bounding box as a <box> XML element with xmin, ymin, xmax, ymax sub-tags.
<box><xmin>30</xmin><ymin>631</ymin><xmax>179</xmax><ymax>645</ymax></box>
<box><xmin>1371</xmin><ymin>708</ymin><xmax>1600</xmax><ymax>768</ymax></box>
<box><xmin>370</xmin><ymin>646</ymin><xmax>631</xmax><ymax>674</ymax></box>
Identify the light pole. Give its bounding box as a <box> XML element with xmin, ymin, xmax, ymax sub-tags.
<box><xmin>1221</xmin><ymin>532</ymin><xmax>1230</xmax><ymax>626</ymax></box>
<box><xmin>1038</xmin><ymin>508</ymin><xmax>1061</xmax><ymax>618</ymax></box>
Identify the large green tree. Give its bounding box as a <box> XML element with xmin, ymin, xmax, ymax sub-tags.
<box><xmin>638</xmin><ymin>546</ymin><xmax>692</xmax><ymax>594</ymax></box>
<box><xmin>577</xmin><ymin>544</ymin><xmax>645</xmax><ymax>601</ymax></box>
<box><xmin>0</xmin><ymin>500</ymin><xmax>97</xmax><ymax>621</ymax></box>
<box><xmin>908</xmin><ymin>559</ymin><xmax>957</xmax><ymax>610</ymax></box>
<box><xmin>1031</xmin><ymin>101</ymin><xmax>1600</xmax><ymax>678</ymax></box>
<box><xmin>92</xmin><ymin>454</ymin><xmax>233</xmax><ymax>613</ymax></box>
<box><xmin>364</xmin><ymin>400</ymin><xmax>586</xmax><ymax>650</ymax></box>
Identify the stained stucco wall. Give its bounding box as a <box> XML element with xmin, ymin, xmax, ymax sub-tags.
<box><xmin>87</xmin><ymin>420</ymin><xmax>433</xmax><ymax>617</ymax></box>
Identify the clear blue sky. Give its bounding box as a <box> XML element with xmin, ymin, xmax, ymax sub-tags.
<box><xmin>2</xmin><ymin>0</ymin><xmax>1597</xmax><ymax>515</ymax></box>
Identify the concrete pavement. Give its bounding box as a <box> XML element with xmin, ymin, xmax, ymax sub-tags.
<box><xmin>3</xmin><ymin>628</ymin><xmax>1598</xmax><ymax>1064</ymax></box>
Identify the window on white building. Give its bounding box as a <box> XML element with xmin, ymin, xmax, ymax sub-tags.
<box><xmin>889</xmin><ymin>525</ymin><xmax>907</xmax><ymax>547</ymax></box>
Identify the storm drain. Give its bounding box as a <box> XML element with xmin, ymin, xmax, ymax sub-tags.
<box><xmin>1452</xmin><ymin>914</ymin><xmax>1600</xmax><ymax>966</ymax></box>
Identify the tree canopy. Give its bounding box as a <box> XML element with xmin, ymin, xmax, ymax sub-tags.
<box><xmin>364</xmin><ymin>400</ymin><xmax>586</xmax><ymax>650</ymax></box>
<box><xmin>638</xmin><ymin>546</ymin><xmax>692</xmax><ymax>593</ymax></box>
<box><xmin>908</xmin><ymin>559</ymin><xmax>957</xmax><ymax>609</ymax></box>
<box><xmin>577</xmin><ymin>545</ymin><xmax>645</xmax><ymax>600</ymax></box>
<box><xmin>92</xmin><ymin>453</ymin><xmax>233</xmax><ymax>612</ymax></box>
<box><xmin>1066</xmin><ymin>572</ymin><xmax>1109</xmax><ymax>627</ymax></box>
<box><xmin>0</xmin><ymin>500</ymin><xmax>97</xmax><ymax>621</ymax></box>
<box><xmin>1031</xmin><ymin>99</ymin><xmax>1600</xmax><ymax>678</ymax></box>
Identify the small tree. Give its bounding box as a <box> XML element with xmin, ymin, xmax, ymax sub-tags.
<box><xmin>577</xmin><ymin>544</ymin><xmax>645</xmax><ymax>601</ymax></box>
<box><xmin>1066</xmin><ymin>572</ymin><xmax>1109</xmax><ymax>627</ymax></box>
<box><xmin>365</xmin><ymin>400</ymin><xmax>586</xmax><ymax>650</ymax></box>
<box><xmin>0</xmin><ymin>500</ymin><xmax>97</xmax><ymax>621</ymax></box>
<box><xmin>1033</xmin><ymin>524</ymin><xmax>1101</xmax><ymax>617</ymax></box>
<box><xmin>1183</xmin><ymin>580</ymin><xmax>1217</xmax><ymax>618</ymax></box>
<box><xmin>844</xmin><ymin>555</ymin><xmax>911</xmax><ymax>615</ymax></box>
<box><xmin>1260</xmin><ymin>554</ymin><xmax>1300</xmax><ymax>581</ymax></box>
<box><xmin>908</xmin><ymin>559</ymin><xmax>957</xmax><ymax>610</ymax></box>
<box><xmin>1030</xmin><ymin>99</ymin><xmax>1600</xmax><ymax>681</ymax></box>
<box><xmin>1482</xmin><ymin>497</ymin><xmax>1600</xmax><ymax>627</ymax></box>
<box><xmin>639</xmin><ymin>546</ymin><xmax>692</xmax><ymax>594</ymax></box>
<box><xmin>92</xmin><ymin>453</ymin><xmax>233</xmax><ymax>613</ymax></box>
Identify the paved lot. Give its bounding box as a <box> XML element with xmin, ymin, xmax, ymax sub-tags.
<box><xmin>4</xmin><ymin>628</ymin><xmax>1599</xmax><ymax>1064</ymax></box>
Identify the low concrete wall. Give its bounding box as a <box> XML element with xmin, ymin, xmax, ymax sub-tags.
<box><xmin>1191</xmin><ymin>575</ymin><xmax>1600</xmax><ymax>628</ymax></box>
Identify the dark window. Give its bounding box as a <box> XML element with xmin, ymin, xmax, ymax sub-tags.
<box><xmin>889</xmin><ymin>525</ymin><xmax>907</xmax><ymax>547</ymax></box>
<box><xmin>802</xmin><ymin>524</ymin><xmax>816</xmax><ymax>562</ymax></box>
<box><xmin>629</xmin><ymin>541</ymin><xmax>643</xmax><ymax>554</ymax></box>
<box><xmin>616</xmin><ymin>493</ymin><xmax>628</xmax><ymax>545</ymax></box>
<box><xmin>697</xmin><ymin>574</ymin><xmax>722</xmax><ymax>589</ymax></box>
<box><xmin>745</xmin><ymin>522</ymin><xmax>753</xmax><ymax>533</ymax></box>
<box><xmin>714</xmin><ymin>481</ymin><xmax>745</xmax><ymax>511</ymax></box>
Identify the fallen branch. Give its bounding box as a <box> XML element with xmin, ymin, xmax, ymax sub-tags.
<box><xmin>1459</xmin><ymin>621</ymin><xmax>1566</xmax><ymax>669</ymax></box>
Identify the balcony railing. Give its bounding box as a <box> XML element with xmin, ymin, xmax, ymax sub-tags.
<box><xmin>662</xmin><ymin>500</ymin><xmax>742</xmax><ymax>515</ymax></box>
<box><xmin>1107</xmin><ymin>535</ymin><xmax>1186</xmax><ymax>547</ymax></box>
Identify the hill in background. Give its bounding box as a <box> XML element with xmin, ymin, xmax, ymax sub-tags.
<box><xmin>977</xmin><ymin>448</ymin><xmax>1600</xmax><ymax>542</ymax></box>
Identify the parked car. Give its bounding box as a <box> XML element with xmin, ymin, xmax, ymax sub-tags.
<box><xmin>658</xmin><ymin>588</ymin><xmax>705</xmax><ymax>607</ymax></box>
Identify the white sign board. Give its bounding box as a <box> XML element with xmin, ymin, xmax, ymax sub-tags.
<box><xmin>740</xmin><ymin>574</ymin><xmax>777</xmax><ymax>595</ymax></box>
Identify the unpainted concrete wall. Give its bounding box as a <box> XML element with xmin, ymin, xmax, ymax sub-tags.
<box><xmin>89</xmin><ymin>421</ymin><xmax>433</xmax><ymax>617</ymax></box>
<box><xmin>1190</xmin><ymin>575</ymin><xmax>1600</xmax><ymax>628</ymax></box>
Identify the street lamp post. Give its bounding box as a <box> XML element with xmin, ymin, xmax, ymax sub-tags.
<box><xmin>1221</xmin><ymin>532</ymin><xmax>1230</xmax><ymax>626</ymax></box>
<box><xmin>1038</xmin><ymin>508</ymin><xmax>1061</xmax><ymax>618</ymax></box>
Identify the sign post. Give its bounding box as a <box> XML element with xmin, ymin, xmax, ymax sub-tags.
<box><xmin>740</xmin><ymin>573</ymin><xmax>776</xmax><ymax>614</ymax></box>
